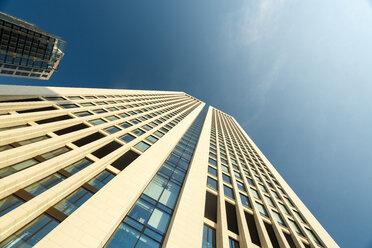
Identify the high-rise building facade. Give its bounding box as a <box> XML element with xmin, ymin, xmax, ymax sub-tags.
<box><xmin>0</xmin><ymin>84</ymin><xmax>338</xmax><ymax>248</ymax></box>
<box><xmin>0</xmin><ymin>12</ymin><xmax>65</xmax><ymax>80</ymax></box>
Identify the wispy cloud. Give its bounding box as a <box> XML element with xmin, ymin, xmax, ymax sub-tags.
<box><xmin>222</xmin><ymin>0</ymin><xmax>289</xmax><ymax>127</ymax></box>
<box><xmin>225</xmin><ymin>0</ymin><xmax>288</xmax><ymax>46</ymax></box>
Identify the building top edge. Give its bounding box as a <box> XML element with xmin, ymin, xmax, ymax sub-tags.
<box><xmin>0</xmin><ymin>84</ymin><xmax>185</xmax><ymax>96</ymax></box>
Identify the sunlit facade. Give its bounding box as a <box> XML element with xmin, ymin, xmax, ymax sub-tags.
<box><xmin>0</xmin><ymin>84</ymin><xmax>338</xmax><ymax>248</ymax></box>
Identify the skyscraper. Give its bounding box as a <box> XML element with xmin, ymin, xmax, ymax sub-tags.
<box><xmin>0</xmin><ymin>84</ymin><xmax>338</xmax><ymax>248</ymax></box>
<box><xmin>0</xmin><ymin>12</ymin><xmax>65</xmax><ymax>80</ymax></box>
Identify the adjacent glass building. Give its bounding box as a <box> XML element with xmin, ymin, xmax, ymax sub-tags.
<box><xmin>0</xmin><ymin>84</ymin><xmax>339</xmax><ymax>248</ymax></box>
<box><xmin>0</xmin><ymin>12</ymin><xmax>65</xmax><ymax>80</ymax></box>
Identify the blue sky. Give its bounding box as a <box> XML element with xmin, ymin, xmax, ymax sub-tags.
<box><xmin>1</xmin><ymin>1</ymin><xmax>372</xmax><ymax>247</ymax></box>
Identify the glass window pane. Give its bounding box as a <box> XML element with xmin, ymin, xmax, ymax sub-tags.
<box><xmin>0</xmin><ymin>158</ymin><xmax>38</xmax><ymax>178</ymax></box>
<box><xmin>89</xmin><ymin>118</ymin><xmax>106</xmax><ymax>125</ymax></box>
<box><xmin>144</xmin><ymin>175</ymin><xmax>167</xmax><ymax>201</ymax></box>
<box><xmin>147</xmin><ymin>208</ymin><xmax>170</xmax><ymax>234</ymax></box>
<box><xmin>88</xmin><ymin>170</ymin><xmax>115</xmax><ymax>190</ymax></box>
<box><xmin>135</xmin><ymin>142</ymin><xmax>151</xmax><ymax>152</ymax></box>
<box><xmin>0</xmin><ymin>214</ymin><xmax>59</xmax><ymax>247</ymax></box>
<box><xmin>40</xmin><ymin>147</ymin><xmax>70</xmax><ymax>160</ymax></box>
<box><xmin>64</xmin><ymin>158</ymin><xmax>93</xmax><ymax>174</ymax></box>
<box><xmin>18</xmin><ymin>135</ymin><xmax>49</xmax><ymax>145</ymax></box>
<box><xmin>73</xmin><ymin>111</ymin><xmax>92</xmax><ymax>117</ymax></box>
<box><xmin>54</xmin><ymin>188</ymin><xmax>93</xmax><ymax>215</ymax></box>
<box><xmin>208</xmin><ymin>166</ymin><xmax>217</xmax><ymax>176</ymax></box>
<box><xmin>136</xmin><ymin>234</ymin><xmax>160</xmax><ymax>248</ymax></box>
<box><xmin>240</xmin><ymin>194</ymin><xmax>251</xmax><ymax>208</ymax></box>
<box><xmin>24</xmin><ymin>173</ymin><xmax>65</xmax><ymax>196</ymax></box>
<box><xmin>0</xmin><ymin>195</ymin><xmax>24</xmax><ymax>217</ymax></box>
<box><xmin>272</xmin><ymin>210</ymin><xmax>286</xmax><ymax>226</ymax></box>
<box><xmin>106</xmin><ymin>223</ymin><xmax>140</xmax><ymax>248</ymax></box>
<box><xmin>146</xmin><ymin>135</ymin><xmax>158</xmax><ymax>144</ymax></box>
<box><xmin>202</xmin><ymin>225</ymin><xmax>216</xmax><ymax>248</ymax></box>
<box><xmin>250</xmin><ymin>188</ymin><xmax>260</xmax><ymax>199</ymax></box>
<box><xmin>128</xmin><ymin>199</ymin><xmax>154</xmax><ymax>224</ymax></box>
<box><xmin>223</xmin><ymin>185</ymin><xmax>234</xmax><ymax>199</ymax></box>
<box><xmin>104</xmin><ymin>126</ymin><xmax>121</xmax><ymax>134</ymax></box>
<box><xmin>159</xmin><ymin>181</ymin><xmax>180</xmax><ymax>208</ymax></box>
<box><xmin>222</xmin><ymin>174</ymin><xmax>231</xmax><ymax>184</ymax></box>
<box><xmin>207</xmin><ymin>177</ymin><xmax>218</xmax><ymax>190</ymax></box>
<box><xmin>288</xmin><ymin>219</ymin><xmax>304</xmax><ymax>236</ymax></box>
<box><xmin>256</xmin><ymin>202</ymin><xmax>268</xmax><ymax>217</ymax></box>
<box><xmin>120</xmin><ymin>134</ymin><xmax>136</xmax><ymax>143</ymax></box>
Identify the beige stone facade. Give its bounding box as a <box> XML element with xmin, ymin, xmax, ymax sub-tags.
<box><xmin>0</xmin><ymin>84</ymin><xmax>338</xmax><ymax>248</ymax></box>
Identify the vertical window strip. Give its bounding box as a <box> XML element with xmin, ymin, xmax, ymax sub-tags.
<box><xmin>105</xmin><ymin>107</ymin><xmax>207</xmax><ymax>248</ymax></box>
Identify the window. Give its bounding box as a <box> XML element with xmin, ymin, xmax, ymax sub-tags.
<box><xmin>259</xmin><ymin>184</ymin><xmax>268</xmax><ymax>193</ymax></box>
<box><xmin>225</xmin><ymin>202</ymin><xmax>239</xmax><ymax>234</ymax></box>
<box><xmin>244</xmin><ymin>212</ymin><xmax>261</xmax><ymax>247</ymax></box>
<box><xmin>0</xmin><ymin>158</ymin><xmax>39</xmax><ymax>178</ymax></box>
<box><xmin>119</xmin><ymin>134</ymin><xmax>136</xmax><ymax>143</ymax></box>
<box><xmin>208</xmin><ymin>166</ymin><xmax>217</xmax><ymax>176</ymax></box>
<box><xmin>54</xmin><ymin>187</ymin><xmax>93</xmax><ymax>216</ymax></box>
<box><xmin>59</xmin><ymin>103</ymin><xmax>78</xmax><ymax>108</ymax></box>
<box><xmin>64</xmin><ymin>158</ymin><xmax>93</xmax><ymax>174</ymax></box>
<box><xmin>204</xmin><ymin>192</ymin><xmax>217</xmax><ymax>222</ymax></box>
<box><xmin>92</xmin><ymin>141</ymin><xmax>122</xmax><ymax>159</ymax></box>
<box><xmin>305</xmin><ymin>228</ymin><xmax>323</xmax><ymax>246</ymax></box>
<box><xmin>283</xmin><ymin>196</ymin><xmax>295</xmax><ymax>207</ymax></box>
<box><xmin>229</xmin><ymin>238</ymin><xmax>240</xmax><ymax>248</ymax></box>
<box><xmin>142</xmin><ymin>124</ymin><xmax>152</xmax><ymax>131</ymax></box>
<box><xmin>222</xmin><ymin>165</ymin><xmax>229</xmax><ymax>173</ymax></box>
<box><xmin>106</xmin><ymin>115</ymin><xmax>119</xmax><ymax>121</ymax></box>
<box><xmin>73</xmin><ymin>111</ymin><xmax>92</xmax><ymax>117</ymax></box>
<box><xmin>256</xmin><ymin>202</ymin><xmax>268</xmax><ymax>217</ymax></box>
<box><xmin>0</xmin><ymin>195</ymin><xmax>24</xmax><ymax>217</ymax></box>
<box><xmin>104</xmin><ymin>126</ymin><xmax>121</xmax><ymax>134</ymax></box>
<box><xmin>272</xmin><ymin>190</ymin><xmax>280</xmax><ymax>199</ymax></box>
<box><xmin>246</xmin><ymin>177</ymin><xmax>254</xmax><ymax>186</ymax></box>
<box><xmin>0</xmin><ymin>214</ymin><xmax>59</xmax><ymax>247</ymax></box>
<box><xmin>111</xmin><ymin>150</ymin><xmax>140</xmax><ymax>171</ymax></box>
<box><xmin>24</xmin><ymin>173</ymin><xmax>66</xmax><ymax>196</ymax></box>
<box><xmin>154</xmin><ymin>131</ymin><xmax>164</xmax><ymax>137</ymax></box>
<box><xmin>264</xmin><ymin>222</ymin><xmax>280</xmax><ymax>248</ymax></box>
<box><xmin>0</xmin><ymin>144</ymin><xmax>12</xmax><ymax>152</ymax></box>
<box><xmin>73</xmin><ymin>132</ymin><xmax>105</xmax><ymax>147</ymax></box>
<box><xmin>279</xmin><ymin>202</ymin><xmax>290</xmax><ymax>215</ymax></box>
<box><xmin>89</xmin><ymin>118</ymin><xmax>106</xmax><ymax>125</ymax></box>
<box><xmin>234</xmin><ymin>171</ymin><xmax>241</xmax><ymax>179</ymax></box>
<box><xmin>236</xmin><ymin>181</ymin><xmax>246</xmax><ymax>191</ymax></box>
<box><xmin>146</xmin><ymin>135</ymin><xmax>158</xmax><ymax>144</ymax></box>
<box><xmin>293</xmin><ymin>210</ymin><xmax>307</xmax><ymax>224</ymax></box>
<box><xmin>222</xmin><ymin>174</ymin><xmax>232</xmax><ymax>184</ymax></box>
<box><xmin>264</xmin><ymin>195</ymin><xmax>275</xmax><ymax>207</ymax></box>
<box><xmin>134</xmin><ymin>141</ymin><xmax>151</xmax><ymax>152</ymax></box>
<box><xmin>80</xmin><ymin>102</ymin><xmax>95</xmax><ymax>107</ymax></box>
<box><xmin>92</xmin><ymin>109</ymin><xmax>107</xmax><ymax>114</ymax></box>
<box><xmin>202</xmin><ymin>225</ymin><xmax>216</xmax><ymax>248</ymax></box>
<box><xmin>207</xmin><ymin>177</ymin><xmax>218</xmax><ymax>190</ymax></box>
<box><xmin>208</xmin><ymin>158</ymin><xmax>217</xmax><ymax>166</ymax></box>
<box><xmin>88</xmin><ymin>170</ymin><xmax>115</xmax><ymax>190</ymax></box>
<box><xmin>224</xmin><ymin>185</ymin><xmax>234</xmax><ymax>199</ymax></box>
<box><xmin>250</xmin><ymin>188</ymin><xmax>260</xmax><ymax>199</ymax></box>
<box><xmin>272</xmin><ymin>210</ymin><xmax>286</xmax><ymax>226</ymax></box>
<box><xmin>40</xmin><ymin>146</ymin><xmax>70</xmax><ymax>160</ymax></box>
<box><xmin>132</xmin><ymin>128</ymin><xmax>145</xmax><ymax>136</ymax></box>
<box><xmin>120</xmin><ymin>122</ymin><xmax>132</xmax><ymax>128</ymax></box>
<box><xmin>288</xmin><ymin>219</ymin><xmax>304</xmax><ymax>236</ymax></box>
<box><xmin>18</xmin><ymin>135</ymin><xmax>49</xmax><ymax>146</ymax></box>
<box><xmin>240</xmin><ymin>193</ymin><xmax>251</xmax><ymax>208</ymax></box>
